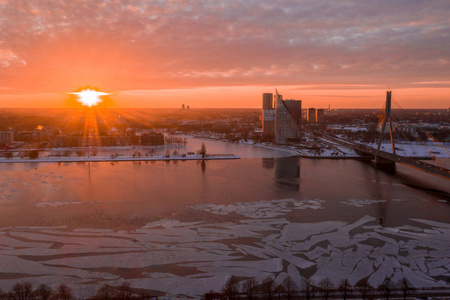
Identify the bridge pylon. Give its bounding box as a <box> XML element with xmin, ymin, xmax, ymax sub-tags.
<box><xmin>375</xmin><ymin>91</ymin><xmax>396</xmax><ymax>164</ymax></box>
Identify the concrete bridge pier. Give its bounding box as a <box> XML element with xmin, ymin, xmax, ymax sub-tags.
<box><xmin>373</xmin><ymin>157</ymin><xmax>396</xmax><ymax>171</ymax></box>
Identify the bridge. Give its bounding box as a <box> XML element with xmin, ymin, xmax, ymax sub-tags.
<box><xmin>310</xmin><ymin>91</ymin><xmax>449</xmax><ymax>181</ymax></box>
<box><xmin>313</xmin><ymin>131</ymin><xmax>450</xmax><ymax>180</ymax></box>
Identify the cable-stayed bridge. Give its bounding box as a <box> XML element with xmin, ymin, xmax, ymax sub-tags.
<box><xmin>313</xmin><ymin>131</ymin><xmax>449</xmax><ymax>180</ymax></box>
<box><xmin>310</xmin><ymin>91</ymin><xmax>449</xmax><ymax>180</ymax></box>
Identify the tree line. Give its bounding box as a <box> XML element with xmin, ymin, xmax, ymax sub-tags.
<box><xmin>0</xmin><ymin>275</ymin><xmax>434</xmax><ymax>300</ymax></box>
<box><xmin>213</xmin><ymin>275</ymin><xmax>418</xmax><ymax>300</ymax></box>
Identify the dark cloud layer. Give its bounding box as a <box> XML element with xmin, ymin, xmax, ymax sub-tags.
<box><xmin>0</xmin><ymin>0</ymin><xmax>449</xmax><ymax>94</ymax></box>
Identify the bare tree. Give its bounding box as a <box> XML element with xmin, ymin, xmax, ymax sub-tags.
<box><xmin>301</xmin><ymin>278</ymin><xmax>315</xmax><ymax>300</ymax></box>
<box><xmin>56</xmin><ymin>284</ymin><xmax>73</xmax><ymax>300</ymax></box>
<box><xmin>12</xmin><ymin>282</ymin><xmax>33</xmax><ymax>300</ymax></box>
<box><xmin>199</xmin><ymin>142</ymin><xmax>207</xmax><ymax>158</ymax></box>
<box><xmin>261</xmin><ymin>277</ymin><xmax>276</xmax><ymax>300</ymax></box>
<box><xmin>355</xmin><ymin>278</ymin><xmax>372</xmax><ymax>300</ymax></box>
<box><xmin>93</xmin><ymin>284</ymin><xmax>116</xmax><ymax>300</ymax></box>
<box><xmin>338</xmin><ymin>279</ymin><xmax>352</xmax><ymax>300</ymax></box>
<box><xmin>318</xmin><ymin>278</ymin><xmax>334</xmax><ymax>300</ymax></box>
<box><xmin>274</xmin><ymin>285</ymin><xmax>284</xmax><ymax>299</ymax></box>
<box><xmin>397</xmin><ymin>277</ymin><xmax>412</xmax><ymax>300</ymax></box>
<box><xmin>221</xmin><ymin>277</ymin><xmax>239</xmax><ymax>300</ymax></box>
<box><xmin>36</xmin><ymin>284</ymin><xmax>53</xmax><ymax>300</ymax></box>
<box><xmin>242</xmin><ymin>278</ymin><xmax>258</xmax><ymax>300</ymax></box>
<box><xmin>117</xmin><ymin>282</ymin><xmax>134</xmax><ymax>300</ymax></box>
<box><xmin>0</xmin><ymin>289</ymin><xmax>6</xmax><ymax>300</ymax></box>
<box><xmin>281</xmin><ymin>276</ymin><xmax>297</xmax><ymax>300</ymax></box>
<box><xmin>378</xmin><ymin>277</ymin><xmax>395</xmax><ymax>300</ymax></box>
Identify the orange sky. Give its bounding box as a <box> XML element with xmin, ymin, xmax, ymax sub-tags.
<box><xmin>0</xmin><ymin>1</ymin><xmax>449</xmax><ymax>108</ymax></box>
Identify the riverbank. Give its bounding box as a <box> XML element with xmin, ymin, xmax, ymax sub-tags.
<box><xmin>0</xmin><ymin>154</ymin><xmax>240</xmax><ymax>163</ymax></box>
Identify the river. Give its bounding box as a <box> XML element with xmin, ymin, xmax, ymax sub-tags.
<box><xmin>0</xmin><ymin>137</ymin><xmax>449</xmax><ymax>298</ymax></box>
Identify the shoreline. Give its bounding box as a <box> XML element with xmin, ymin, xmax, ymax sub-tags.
<box><xmin>0</xmin><ymin>154</ymin><xmax>240</xmax><ymax>163</ymax></box>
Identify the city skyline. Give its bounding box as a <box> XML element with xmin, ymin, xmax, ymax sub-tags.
<box><xmin>0</xmin><ymin>1</ymin><xmax>449</xmax><ymax>108</ymax></box>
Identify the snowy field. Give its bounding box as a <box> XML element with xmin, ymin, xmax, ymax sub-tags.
<box><xmin>0</xmin><ymin>198</ymin><xmax>449</xmax><ymax>298</ymax></box>
<box><xmin>296</xmin><ymin>140</ymin><xmax>450</xmax><ymax>159</ymax></box>
<box><xmin>368</xmin><ymin>142</ymin><xmax>450</xmax><ymax>158</ymax></box>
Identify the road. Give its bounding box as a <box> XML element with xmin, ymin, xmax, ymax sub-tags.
<box><xmin>313</xmin><ymin>131</ymin><xmax>450</xmax><ymax>180</ymax></box>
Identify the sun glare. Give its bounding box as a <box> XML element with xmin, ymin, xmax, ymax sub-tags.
<box><xmin>69</xmin><ymin>88</ymin><xmax>110</xmax><ymax>107</ymax></box>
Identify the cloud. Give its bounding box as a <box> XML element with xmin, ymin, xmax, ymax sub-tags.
<box><xmin>0</xmin><ymin>0</ymin><xmax>449</xmax><ymax>101</ymax></box>
<box><xmin>0</xmin><ymin>49</ymin><xmax>26</xmax><ymax>67</ymax></box>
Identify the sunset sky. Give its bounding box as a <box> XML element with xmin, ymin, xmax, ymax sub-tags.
<box><xmin>0</xmin><ymin>0</ymin><xmax>449</xmax><ymax>108</ymax></box>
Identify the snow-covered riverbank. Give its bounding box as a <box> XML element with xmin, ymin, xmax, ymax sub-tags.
<box><xmin>0</xmin><ymin>154</ymin><xmax>240</xmax><ymax>163</ymax></box>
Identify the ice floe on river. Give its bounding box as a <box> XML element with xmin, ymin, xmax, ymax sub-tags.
<box><xmin>0</xmin><ymin>199</ymin><xmax>449</xmax><ymax>298</ymax></box>
<box><xmin>190</xmin><ymin>198</ymin><xmax>324</xmax><ymax>218</ymax></box>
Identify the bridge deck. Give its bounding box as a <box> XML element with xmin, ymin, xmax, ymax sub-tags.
<box><xmin>313</xmin><ymin>132</ymin><xmax>450</xmax><ymax>180</ymax></box>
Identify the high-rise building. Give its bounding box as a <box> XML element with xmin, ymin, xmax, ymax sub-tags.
<box><xmin>274</xmin><ymin>92</ymin><xmax>302</xmax><ymax>144</ymax></box>
<box><xmin>284</xmin><ymin>100</ymin><xmax>302</xmax><ymax>128</ymax></box>
<box><xmin>262</xmin><ymin>109</ymin><xmax>275</xmax><ymax>138</ymax></box>
<box><xmin>307</xmin><ymin>108</ymin><xmax>316</xmax><ymax>124</ymax></box>
<box><xmin>262</xmin><ymin>93</ymin><xmax>273</xmax><ymax>109</ymax></box>
<box><xmin>316</xmin><ymin>109</ymin><xmax>325</xmax><ymax>124</ymax></box>
<box><xmin>262</xmin><ymin>93</ymin><xmax>275</xmax><ymax>138</ymax></box>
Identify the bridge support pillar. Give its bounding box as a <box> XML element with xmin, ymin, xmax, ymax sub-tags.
<box><xmin>372</xmin><ymin>158</ymin><xmax>396</xmax><ymax>171</ymax></box>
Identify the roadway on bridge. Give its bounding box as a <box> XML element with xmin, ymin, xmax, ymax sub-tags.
<box><xmin>313</xmin><ymin>131</ymin><xmax>450</xmax><ymax>181</ymax></box>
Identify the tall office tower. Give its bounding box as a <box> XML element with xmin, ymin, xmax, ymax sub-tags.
<box><xmin>307</xmin><ymin>108</ymin><xmax>316</xmax><ymax>124</ymax></box>
<box><xmin>262</xmin><ymin>93</ymin><xmax>275</xmax><ymax>138</ymax></box>
<box><xmin>275</xmin><ymin>91</ymin><xmax>302</xmax><ymax>144</ymax></box>
<box><xmin>316</xmin><ymin>109</ymin><xmax>325</xmax><ymax>124</ymax></box>
<box><xmin>262</xmin><ymin>93</ymin><xmax>273</xmax><ymax>109</ymax></box>
<box><xmin>285</xmin><ymin>100</ymin><xmax>302</xmax><ymax>128</ymax></box>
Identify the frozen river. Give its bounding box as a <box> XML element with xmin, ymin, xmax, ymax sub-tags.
<box><xmin>0</xmin><ymin>138</ymin><xmax>449</xmax><ymax>298</ymax></box>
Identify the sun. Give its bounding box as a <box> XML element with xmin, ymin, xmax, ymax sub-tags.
<box><xmin>69</xmin><ymin>88</ymin><xmax>110</xmax><ymax>107</ymax></box>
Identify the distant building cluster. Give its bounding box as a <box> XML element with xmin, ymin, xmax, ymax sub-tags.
<box><xmin>307</xmin><ymin>108</ymin><xmax>325</xmax><ymax>124</ymax></box>
<box><xmin>262</xmin><ymin>92</ymin><xmax>302</xmax><ymax>144</ymax></box>
<box><xmin>181</xmin><ymin>104</ymin><xmax>190</xmax><ymax>110</ymax></box>
<box><xmin>0</xmin><ymin>131</ymin><xmax>14</xmax><ymax>147</ymax></box>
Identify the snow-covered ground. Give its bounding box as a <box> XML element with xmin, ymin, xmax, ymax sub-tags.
<box><xmin>367</xmin><ymin>142</ymin><xmax>450</xmax><ymax>158</ymax></box>
<box><xmin>0</xmin><ymin>154</ymin><xmax>240</xmax><ymax>164</ymax></box>
<box><xmin>0</xmin><ymin>198</ymin><xmax>448</xmax><ymax>298</ymax></box>
<box><xmin>296</xmin><ymin>140</ymin><xmax>450</xmax><ymax>159</ymax></box>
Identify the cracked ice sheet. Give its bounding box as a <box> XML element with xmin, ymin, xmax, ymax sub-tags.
<box><xmin>130</xmin><ymin>223</ymin><xmax>275</xmax><ymax>243</ymax></box>
<box><xmin>340</xmin><ymin>199</ymin><xmax>387</xmax><ymax>207</ymax></box>
<box><xmin>105</xmin><ymin>274</ymin><xmax>228</xmax><ymax>297</ymax></box>
<box><xmin>1</xmin><ymin>213</ymin><xmax>450</xmax><ymax>296</ymax></box>
<box><xmin>0</xmin><ymin>255</ymin><xmax>118</xmax><ymax>280</ymax></box>
<box><xmin>279</xmin><ymin>221</ymin><xmax>346</xmax><ymax>243</ymax></box>
<box><xmin>181</xmin><ymin>258</ymin><xmax>282</xmax><ymax>281</ymax></box>
<box><xmin>410</xmin><ymin>219</ymin><xmax>450</xmax><ymax>229</ymax></box>
<box><xmin>290</xmin><ymin>215</ymin><xmax>377</xmax><ymax>251</ymax></box>
<box><xmin>189</xmin><ymin>198</ymin><xmax>324</xmax><ymax>218</ymax></box>
<box><xmin>44</xmin><ymin>249</ymin><xmax>241</xmax><ymax>268</ymax></box>
<box><xmin>0</xmin><ymin>235</ymin><xmax>52</xmax><ymax>248</ymax></box>
<box><xmin>347</xmin><ymin>258</ymin><xmax>374</xmax><ymax>286</ymax></box>
<box><xmin>311</xmin><ymin>258</ymin><xmax>353</xmax><ymax>286</ymax></box>
<box><xmin>9</xmin><ymin>231</ymin><xmax>143</xmax><ymax>248</ymax></box>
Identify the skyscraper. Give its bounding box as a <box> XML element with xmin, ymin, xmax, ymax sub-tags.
<box><xmin>262</xmin><ymin>93</ymin><xmax>273</xmax><ymax>109</ymax></box>
<box><xmin>274</xmin><ymin>91</ymin><xmax>302</xmax><ymax>144</ymax></box>
<box><xmin>307</xmin><ymin>108</ymin><xmax>316</xmax><ymax>124</ymax></box>
<box><xmin>316</xmin><ymin>109</ymin><xmax>325</xmax><ymax>124</ymax></box>
<box><xmin>262</xmin><ymin>93</ymin><xmax>275</xmax><ymax>138</ymax></box>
